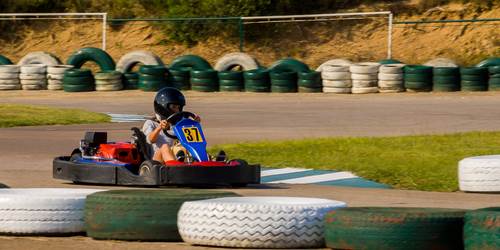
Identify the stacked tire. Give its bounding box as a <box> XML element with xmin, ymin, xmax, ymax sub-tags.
<box><xmin>404</xmin><ymin>65</ymin><xmax>433</xmax><ymax>92</ymax></box>
<box><xmin>95</xmin><ymin>71</ymin><xmax>123</xmax><ymax>91</ymax></box>
<box><xmin>489</xmin><ymin>66</ymin><xmax>500</xmax><ymax>91</ymax></box>
<box><xmin>321</xmin><ymin>65</ymin><xmax>351</xmax><ymax>94</ymax></box>
<box><xmin>460</xmin><ymin>67</ymin><xmax>488</xmax><ymax>92</ymax></box>
<box><xmin>218</xmin><ymin>71</ymin><xmax>244</xmax><ymax>92</ymax></box>
<box><xmin>433</xmin><ymin>67</ymin><xmax>460</xmax><ymax>92</ymax></box>
<box><xmin>298</xmin><ymin>71</ymin><xmax>322</xmax><ymax>93</ymax></box>
<box><xmin>191</xmin><ymin>70</ymin><xmax>218</xmax><ymax>92</ymax></box>
<box><xmin>47</xmin><ymin>65</ymin><xmax>73</xmax><ymax>90</ymax></box>
<box><xmin>138</xmin><ymin>65</ymin><xmax>167</xmax><ymax>92</ymax></box>
<box><xmin>122</xmin><ymin>72</ymin><xmax>138</xmax><ymax>90</ymax></box>
<box><xmin>270</xmin><ymin>70</ymin><xmax>297</xmax><ymax>93</ymax></box>
<box><xmin>20</xmin><ymin>64</ymin><xmax>47</xmax><ymax>90</ymax></box>
<box><xmin>378</xmin><ymin>64</ymin><xmax>405</xmax><ymax>93</ymax></box>
<box><xmin>464</xmin><ymin>207</ymin><xmax>500</xmax><ymax>250</ymax></box>
<box><xmin>0</xmin><ymin>65</ymin><xmax>21</xmax><ymax>90</ymax></box>
<box><xmin>350</xmin><ymin>62</ymin><xmax>379</xmax><ymax>94</ymax></box>
<box><xmin>168</xmin><ymin>68</ymin><xmax>190</xmax><ymax>90</ymax></box>
<box><xmin>63</xmin><ymin>68</ymin><xmax>94</xmax><ymax>92</ymax></box>
<box><xmin>243</xmin><ymin>69</ymin><xmax>270</xmax><ymax>92</ymax></box>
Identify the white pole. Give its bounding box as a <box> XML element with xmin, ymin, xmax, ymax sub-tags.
<box><xmin>102</xmin><ymin>13</ymin><xmax>107</xmax><ymax>51</ymax></box>
<box><xmin>388</xmin><ymin>12</ymin><xmax>393</xmax><ymax>59</ymax></box>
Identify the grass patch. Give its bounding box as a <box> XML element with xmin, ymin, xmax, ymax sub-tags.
<box><xmin>209</xmin><ymin>132</ymin><xmax>500</xmax><ymax>192</ymax></box>
<box><xmin>0</xmin><ymin>104</ymin><xmax>110</xmax><ymax>127</ymax></box>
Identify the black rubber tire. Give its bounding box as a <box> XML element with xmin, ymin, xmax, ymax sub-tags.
<box><xmin>168</xmin><ymin>68</ymin><xmax>190</xmax><ymax>77</ymax></box>
<box><xmin>218</xmin><ymin>71</ymin><xmax>243</xmax><ymax>80</ymax></box>
<box><xmin>298</xmin><ymin>87</ymin><xmax>322</xmax><ymax>93</ymax></box>
<box><xmin>139</xmin><ymin>65</ymin><xmax>167</xmax><ymax>75</ymax></box>
<box><xmin>139</xmin><ymin>80</ymin><xmax>167</xmax><ymax>91</ymax></box>
<box><xmin>191</xmin><ymin>70</ymin><xmax>217</xmax><ymax>79</ymax></box>
<box><xmin>191</xmin><ymin>85</ymin><xmax>218</xmax><ymax>92</ymax></box>
<box><xmin>270</xmin><ymin>70</ymin><xmax>297</xmax><ymax>80</ymax></box>
<box><xmin>244</xmin><ymin>79</ymin><xmax>270</xmax><ymax>87</ymax></box>
<box><xmin>404</xmin><ymin>73</ymin><xmax>432</xmax><ymax>82</ymax></box>
<box><xmin>269</xmin><ymin>58</ymin><xmax>310</xmax><ymax>73</ymax></box>
<box><xmin>488</xmin><ymin>65</ymin><xmax>500</xmax><ymax>74</ymax></box>
<box><xmin>464</xmin><ymin>207</ymin><xmax>500</xmax><ymax>250</ymax></box>
<box><xmin>85</xmin><ymin>189</ymin><xmax>238</xmax><ymax>241</ymax></box>
<box><xmin>324</xmin><ymin>207</ymin><xmax>465</xmax><ymax>250</ymax></box>
<box><xmin>169</xmin><ymin>55</ymin><xmax>212</xmax><ymax>71</ymax></box>
<box><xmin>271</xmin><ymin>79</ymin><xmax>297</xmax><ymax>87</ymax></box>
<box><xmin>64</xmin><ymin>68</ymin><xmax>92</xmax><ymax>77</ymax></box>
<box><xmin>433</xmin><ymin>67</ymin><xmax>459</xmax><ymax>75</ymax></box>
<box><xmin>243</xmin><ymin>69</ymin><xmax>269</xmax><ymax>80</ymax></box>
<box><xmin>404</xmin><ymin>65</ymin><xmax>433</xmax><ymax>74</ymax></box>
<box><xmin>63</xmin><ymin>75</ymin><xmax>95</xmax><ymax>85</ymax></box>
<box><xmin>139</xmin><ymin>73</ymin><xmax>165</xmax><ymax>81</ymax></box>
<box><xmin>220</xmin><ymin>85</ymin><xmax>244</xmax><ymax>92</ymax></box>
<box><xmin>271</xmin><ymin>85</ymin><xmax>297</xmax><ymax>93</ymax></box>
<box><xmin>0</xmin><ymin>55</ymin><xmax>13</xmax><ymax>65</ymax></box>
<box><xmin>66</xmin><ymin>47</ymin><xmax>115</xmax><ymax>71</ymax></box>
<box><xmin>63</xmin><ymin>83</ymin><xmax>94</xmax><ymax>92</ymax></box>
<box><xmin>460</xmin><ymin>67</ymin><xmax>489</xmax><ymax>75</ymax></box>
<box><xmin>219</xmin><ymin>79</ymin><xmax>244</xmax><ymax>87</ymax></box>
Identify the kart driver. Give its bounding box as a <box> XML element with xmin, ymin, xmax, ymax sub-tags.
<box><xmin>142</xmin><ymin>87</ymin><xmax>200</xmax><ymax>163</ymax></box>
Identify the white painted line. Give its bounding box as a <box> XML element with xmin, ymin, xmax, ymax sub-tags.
<box><xmin>261</xmin><ymin>167</ymin><xmax>312</xmax><ymax>177</ymax></box>
<box><xmin>268</xmin><ymin>171</ymin><xmax>357</xmax><ymax>184</ymax></box>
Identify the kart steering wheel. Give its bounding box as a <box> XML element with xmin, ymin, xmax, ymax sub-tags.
<box><xmin>163</xmin><ymin>111</ymin><xmax>197</xmax><ymax>139</ymax></box>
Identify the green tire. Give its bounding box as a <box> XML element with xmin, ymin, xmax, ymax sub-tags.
<box><xmin>64</xmin><ymin>68</ymin><xmax>92</xmax><ymax>77</ymax></box>
<box><xmin>404</xmin><ymin>81</ymin><xmax>432</xmax><ymax>90</ymax></box>
<box><xmin>0</xmin><ymin>55</ymin><xmax>13</xmax><ymax>65</ymax></box>
<box><xmin>433</xmin><ymin>84</ymin><xmax>460</xmax><ymax>92</ymax></box>
<box><xmin>63</xmin><ymin>75</ymin><xmax>94</xmax><ymax>85</ymax></box>
<box><xmin>139</xmin><ymin>80</ymin><xmax>167</xmax><ymax>91</ymax></box>
<box><xmin>379</xmin><ymin>59</ymin><xmax>403</xmax><ymax>64</ymax></box>
<box><xmin>66</xmin><ymin>47</ymin><xmax>115</xmax><ymax>71</ymax></box>
<box><xmin>460</xmin><ymin>67</ymin><xmax>488</xmax><ymax>75</ymax></box>
<box><xmin>168</xmin><ymin>75</ymin><xmax>189</xmax><ymax>82</ymax></box>
<box><xmin>325</xmin><ymin>207</ymin><xmax>465</xmax><ymax>250</ymax></box>
<box><xmin>219</xmin><ymin>79</ymin><xmax>244</xmax><ymax>87</ymax></box>
<box><xmin>270</xmin><ymin>70</ymin><xmax>297</xmax><ymax>80</ymax></box>
<box><xmin>169</xmin><ymin>55</ymin><xmax>212</xmax><ymax>71</ymax></box>
<box><xmin>404</xmin><ymin>65</ymin><xmax>433</xmax><ymax>74</ymax></box>
<box><xmin>461</xmin><ymin>74</ymin><xmax>488</xmax><ymax>81</ymax></box>
<box><xmin>489</xmin><ymin>66</ymin><xmax>500</xmax><ymax>74</ymax></box>
<box><xmin>298</xmin><ymin>71</ymin><xmax>321</xmax><ymax>81</ymax></box>
<box><xmin>191</xmin><ymin>70</ymin><xmax>217</xmax><ymax>79</ymax></box>
<box><xmin>139</xmin><ymin>73</ymin><xmax>165</xmax><ymax>81</ymax></box>
<box><xmin>298</xmin><ymin>87</ymin><xmax>322</xmax><ymax>93</ymax></box>
<box><xmin>464</xmin><ymin>207</ymin><xmax>500</xmax><ymax>250</ymax></box>
<box><xmin>243</xmin><ymin>69</ymin><xmax>269</xmax><ymax>80</ymax></box>
<box><xmin>461</xmin><ymin>80</ymin><xmax>488</xmax><ymax>87</ymax></box>
<box><xmin>489</xmin><ymin>78</ymin><xmax>500</xmax><ymax>85</ymax></box>
<box><xmin>298</xmin><ymin>79</ymin><xmax>321</xmax><ymax>88</ymax></box>
<box><xmin>218</xmin><ymin>71</ymin><xmax>243</xmax><ymax>80</ymax></box>
<box><xmin>124</xmin><ymin>72</ymin><xmax>139</xmax><ymax>79</ymax></box>
<box><xmin>461</xmin><ymin>84</ymin><xmax>487</xmax><ymax>92</ymax></box>
<box><xmin>244</xmin><ymin>79</ymin><xmax>270</xmax><ymax>87</ymax></box>
<box><xmin>192</xmin><ymin>85</ymin><xmax>218</xmax><ymax>92</ymax></box>
<box><xmin>85</xmin><ymin>189</ymin><xmax>237</xmax><ymax>241</ymax></box>
<box><xmin>190</xmin><ymin>77</ymin><xmax>218</xmax><ymax>86</ymax></box>
<box><xmin>271</xmin><ymin>79</ymin><xmax>297</xmax><ymax>87</ymax></box>
<box><xmin>476</xmin><ymin>57</ymin><xmax>500</xmax><ymax>68</ymax></box>
<box><xmin>139</xmin><ymin>65</ymin><xmax>167</xmax><ymax>75</ymax></box>
<box><xmin>269</xmin><ymin>58</ymin><xmax>310</xmax><ymax>73</ymax></box>
<box><xmin>271</xmin><ymin>85</ymin><xmax>297</xmax><ymax>93</ymax></box>
<box><xmin>433</xmin><ymin>67</ymin><xmax>459</xmax><ymax>76</ymax></box>
<box><xmin>220</xmin><ymin>85</ymin><xmax>244</xmax><ymax>92</ymax></box>
<box><xmin>168</xmin><ymin>68</ymin><xmax>190</xmax><ymax>77</ymax></box>
<box><xmin>63</xmin><ymin>83</ymin><xmax>94</xmax><ymax>92</ymax></box>
<box><xmin>404</xmin><ymin>73</ymin><xmax>432</xmax><ymax>82</ymax></box>
<box><xmin>245</xmin><ymin>86</ymin><xmax>270</xmax><ymax>92</ymax></box>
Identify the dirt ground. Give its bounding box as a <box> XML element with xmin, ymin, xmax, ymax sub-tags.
<box><xmin>1</xmin><ymin>90</ymin><xmax>500</xmax><ymax>249</ymax></box>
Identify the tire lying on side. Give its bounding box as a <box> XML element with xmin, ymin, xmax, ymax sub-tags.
<box><xmin>0</xmin><ymin>55</ymin><xmax>13</xmax><ymax>65</ymax></box>
<box><xmin>116</xmin><ymin>50</ymin><xmax>164</xmax><ymax>73</ymax></box>
<box><xmin>214</xmin><ymin>52</ymin><xmax>259</xmax><ymax>71</ymax></box>
<box><xmin>458</xmin><ymin>155</ymin><xmax>500</xmax><ymax>192</ymax></box>
<box><xmin>178</xmin><ymin>196</ymin><xmax>346</xmax><ymax>248</ymax></box>
<box><xmin>17</xmin><ymin>51</ymin><xmax>61</xmax><ymax>66</ymax></box>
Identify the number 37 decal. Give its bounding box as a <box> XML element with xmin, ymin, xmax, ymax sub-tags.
<box><xmin>182</xmin><ymin>127</ymin><xmax>203</xmax><ymax>142</ymax></box>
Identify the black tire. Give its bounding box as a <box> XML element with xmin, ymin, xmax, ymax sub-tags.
<box><xmin>69</xmin><ymin>152</ymin><xmax>82</xmax><ymax>162</ymax></box>
<box><xmin>66</xmin><ymin>47</ymin><xmax>115</xmax><ymax>71</ymax></box>
<box><xmin>218</xmin><ymin>71</ymin><xmax>243</xmax><ymax>80</ymax></box>
<box><xmin>464</xmin><ymin>207</ymin><xmax>500</xmax><ymax>250</ymax></box>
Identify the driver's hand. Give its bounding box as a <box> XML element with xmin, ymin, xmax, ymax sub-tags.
<box><xmin>159</xmin><ymin>120</ymin><xmax>170</xmax><ymax>130</ymax></box>
<box><xmin>194</xmin><ymin>115</ymin><xmax>201</xmax><ymax>123</ymax></box>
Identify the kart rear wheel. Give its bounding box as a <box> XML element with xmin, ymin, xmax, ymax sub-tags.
<box><xmin>69</xmin><ymin>152</ymin><xmax>81</xmax><ymax>162</ymax></box>
<box><xmin>139</xmin><ymin>160</ymin><xmax>161</xmax><ymax>177</ymax></box>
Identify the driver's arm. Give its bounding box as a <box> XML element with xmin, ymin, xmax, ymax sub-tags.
<box><xmin>148</xmin><ymin>120</ymin><xmax>169</xmax><ymax>143</ymax></box>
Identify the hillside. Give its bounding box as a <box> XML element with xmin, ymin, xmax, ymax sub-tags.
<box><xmin>0</xmin><ymin>1</ymin><xmax>498</xmax><ymax>68</ymax></box>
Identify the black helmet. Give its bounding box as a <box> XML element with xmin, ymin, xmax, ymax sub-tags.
<box><xmin>154</xmin><ymin>87</ymin><xmax>185</xmax><ymax>120</ymax></box>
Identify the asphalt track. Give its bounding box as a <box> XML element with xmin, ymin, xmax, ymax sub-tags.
<box><xmin>1</xmin><ymin>90</ymin><xmax>500</xmax><ymax>249</ymax></box>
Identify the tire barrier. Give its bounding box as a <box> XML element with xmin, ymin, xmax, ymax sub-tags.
<box><xmin>178</xmin><ymin>196</ymin><xmax>346</xmax><ymax>248</ymax></box>
<box><xmin>116</xmin><ymin>50</ymin><xmax>164</xmax><ymax>73</ymax></box>
<box><xmin>476</xmin><ymin>57</ymin><xmax>500</xmax><ymax>68</ymax></box>
<box><xmin>85</xmin><ymin>189</ymin><xmax>237</xmax><ymax>241</ymax></box>
<box><xmin>63</xmin><ymin>68</ymin><xmax>95</xmax><ymax>92</ymax></box>
<box><xmin>316</xmin><ymin>58</ymin><xmax>352</xmax><ymax>72</ymax></box>
<box><xmin>94</xmin><ymin>71</ymin><xmax>123</xmax><ymax>91</ymax></box>
<box><xmin>18</xmin><ymin>51</ymin><xmax>61</xmax><ymax>66</ymax></box>
<box><xmin>0</xmin><ymin>55</ymin><xmax>13</xmax><ymax>65</ymax></box>
<box><xmin>0</xmin><ymin>188</ymin><xmax>103</xmax><ymax>235</ymax></box>
<box><xmin>433</xmin><ymin>67</ymin><xmax>460</xmax><ymax>92</ymax></box>
<box><xmin>325</xmin><ymin>207</ymin><xmax>466</xmax><ymax>250</ymax></box>
<box><xmin>122</xmin><ymin>72</ymin><xmax>139</xmax><ymax>90</ymax></box>
<box><xmin>0</xmin><ymin>183</ymin><xmax>8</xmax><ymax>188</ymax></box>
<box><xmin>489</xmin><ymin>66</ymin><xmax>500</xmax><ymax>91</ymax></box>
<box><xmin>218</xmin><ymin>71</ymin><xmax>244</xmax><ymax>92</ymax></box>
<box><xmin>214</xmin><ymin>52</ymin><xmax>259</xmax><ymax>71</ymax></box>
<box><xmin>66</xmin><ymin>47</ymin><xmax>115</xmax><ymax>71</ymax></box>
<box><xmin>138</xmin><ymin>65</ymin><xmax>167</xmax><ymax>91</ymax></box>
<box><xmin>269</xmin><ymin>58</ymin><xmax>310</xmax><ymax>74</ymax></box>
<box><xmin>322</xmin><ymin>65</ymin><xmax>351</xmax><ymax>94</ymax></box>
<box><xmin>270</xmin><ymin>70</ymin><xmax>297</xmax><ymax>93</ymax></box>
<box><xmin>458</xmin><ymin>155</ymin><xmax>500</xmax><ymax>192</ymax></box>
<box><xmin>378</xmin><ymin>64</ymin><xmax>405</xmax><ymax>93</ymax></box>
<box><xmin>47</xmin><ymin>65</ymin><xmax>74</xmax><ymax>90</ymax></box>
<box><xmin>464</xmin><ymin>207</ymin><xmax>500</xmax><ymax>250</ymax></box>
<box><xmin>168</xmin><ymin>68</ymin><xmax>190</xmax><ymax>90</ymax></box>
<box><xmin>243</xmin><ymin>69</ymin><xmax>270</xmax><ymax>92</ymax></box>
<box><xmin>169</xmin><ymin>55</ymin><xmax>212</xmax><ymax>71</ymax></box>
<box><xmin>460</xmin><ymin>67</ymin><xmax>488</xmax><ymax>92</ymax></box>
<box><xmin>298</xmin><ymin>71</ymin><xmax>322</xmax><ymax>92</ymax></box>
<box><xmin>404</xmin><ymin>65</ymin><xmax>433</xmax><ymax>92</ymax></box>
<box><xmin>191</xmin><ymin>69</ymin><xmax>218</xmax><ymax>92</ymax></box>
<box><xmin>350</xmin><ymin>62</ymin><xmax>379</xmax><ymax>94</ymax></box>
<box><xmin>424</xmin><ymin>57</ymin><xmax>458</xmax><ymax>67</ymax></box>
<box><xmin>0</xmin><ymin>65</ymin><xmax>20</xmax><ymax>90</ymax></box>
<box><xmin>379</xmin><ymin>59</ymin><xmax>403</xmax><ymax>64</ymax></box>
<box><xmin>20</xmin><ymin>64</ymin><xmax>46</xmax><ymax>90</ymax></box>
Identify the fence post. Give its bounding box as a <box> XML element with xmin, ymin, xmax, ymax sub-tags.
<box><xmin>238</xmin><ymin>17</ymin><xmax>244</xmax><ymax>52</ymax></box>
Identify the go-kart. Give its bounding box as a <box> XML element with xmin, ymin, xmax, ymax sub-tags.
<box><xmin>53</xmin><ymin>111</ymin><xmax>260</xmax><ymax>187</ymax></box>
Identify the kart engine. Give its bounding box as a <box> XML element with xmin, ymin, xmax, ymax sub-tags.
<box><xmin>80</xmin><ymin>132</ymin><xmax>141</xmax><ymax>165</ymax></box>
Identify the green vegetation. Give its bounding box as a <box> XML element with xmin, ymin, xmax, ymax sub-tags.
<box><xmin>0</xmin><ymin>104</ymin><xmax>110</xmax><ymax>127</ymax></box>
<box><xmin>209</xmin><ymin>132</ymin><xmax>500</xmax><ymax>192</ymax></box>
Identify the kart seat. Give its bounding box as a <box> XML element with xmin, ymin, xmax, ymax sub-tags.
<box><xmin>131</xmin><ymin>127</ymin><xmax>153</xmax><ymax>161</ymax></box>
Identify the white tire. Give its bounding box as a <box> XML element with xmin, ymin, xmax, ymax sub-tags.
<box><xmin>351</xmin><ymin>73</ymin><xmax>378</xmax><ymax>80</ymax></box>
<box><xmin>379</xmin><ymin>88</ymin><xmax>405</xmax><ymax>93</ymax></box>
<box><xmin>47</xmin><ymin>84</ymin><xmax>63</xmax><ymax>90</ymax></box>
<box><xmin>352</xmin><ymin>80</ymin><xmax>378</xmax><ymax>88</ymax></box>
<box><xmin>95</xmin><ymin>79</ymin><xmax>122</xmax><ymax>86</ymax></box>
<box><xmin>0</xmin><ymin>65</ymin><xmax>20</xmax><ymax>73</ymax></box>
<box><xmin>116</xmin><ymin>50</ymin><xmax>164</xmax><ymax>73</ymax></box>
<box><xmin>316</xmin><ymin>59</ymin><xmax>352</xmax><ymax>72</ymax></box>
<box><xmin>17</xmin><ymin>52</ymin><xmax>61</xmax><ymax>66</ymax></box>
<box><xmin>47</xmin><ymin>65</ymin><xmax>73</xmax><ymax>74</ymax></box>
<box><xmin>379</xmin><ymin>80</ymin><xmax>404</xmax><ymax>88</ymax></box>
<box><xmin>48</xmin><ymin>79</ymin><xmax>63</xmax><ymax>85</ymax></box>
<box><xmin>47</xmin><ymin>73</ymin><xmax>64</xmax><ymax>80</ymax></box>
<box><xmin>95</xmin><ymin>84</ymin><xmax>123</xmax><ymax>91</ymax></box>
<box><xmin>458</xmin><ymin>155</ymin><xmax>500</xmax><ymax>192</ymax></box>
<box><xmin>20</xmin><ymin>73</ymin><xmax>46</xmax><ymax>80</ymax></box>
<box><xmin>323</xmin><ymin>87</ymin><xmax>351</xmax><ymax>93</ymax></box>
<box><xmin>423</xmin><ymin>57</ymin><xmax>458</xmax><ymax>67</ymax></box>
<box><xmin>379</xmin><ymin>64</ymin><xmax>405</xmax><ymax>74</ymax></box>
<box><xmin>20</xmin><ymin>64</ymin><xmax>46</xmax><ymax>74</ymax></box>
<box><xmin>214</xmin><ymin>52</ymin><xmax>259</xmax><ymax>71</ymax></box>
<box><xmin>0</xmin><ymin>79</ymin><xmax>20</xmax><ymax>84</ymax></box>
<box><xmin>352</xmin><ymin>87</ymin><xmax>379</xmax><ymax>94</ymax></box>
<box><xmin>0</xmin><ymin>73</ymin><xmax>19</xmax><ymax>79</ymax></box>
<box><xmin>94</xmin><ymin>71</ymin><xmax>122</xmax><ymax>80</ymax></box>
<box><xmin>21</xmin><ymin>79</ymin><xmax>46</xmax><ymax>85</ymax></box>
<box><xmin>321</xmin><ymin>71</ymin><xmax>350</xmax><ymax>80</ymax></box>
<box><xmin>322</xmin><ymin>65</ymin><xmax>349</xmax><ymax>72</ymax></box>
<box><xmin>322</xmin><ymin>79</ymin><xmax>352</xmax><ymax>88</ymax></box>
<box><xmin>0</xmin><ymin>84</ymin><xmax>21</xmax><ymax>90</ymax></box>
<box><xmin>178</xmin><ymin>196</ymin><xmax>347</xmax><ymax>249</ymax></box>
<box><xmin>378</xmin><ymin>73</ymin><xmax>403</xmax><ymax>81</ymax></box>
<box><xmin>350</xmin><ymin>63</ymin><xmax>380</xmax><ymax>74</ymax></box>
<box><xmin>21</xmin><ymin>84</ymin><xmax>45</xmax><ymax>90</ymax></box>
